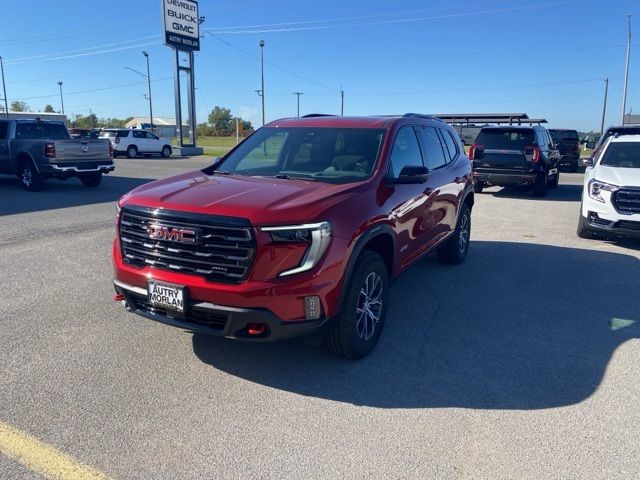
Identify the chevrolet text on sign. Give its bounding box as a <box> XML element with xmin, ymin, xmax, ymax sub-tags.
<box><xmin>162</xmin><ymin>0</ymin><xmax>200</xmax><ymax>51</ymax></box>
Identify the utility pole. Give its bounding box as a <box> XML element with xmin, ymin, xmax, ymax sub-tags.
<box><xmin>293</xmin><ymin>92</ymin><xmax>303</xmax><ymax>117</ymax></box>
<box><xmin>142</xmin><ymin>51</ymin><xmax>153</xmax><ymax>132</ymax></box>
<box><xmin>57</xmin><ymin>81</ymin><xmax>65</xmax><ymax>116</ymax></box>
<box><xmin>90</xmin><ymin>108</ymin><xmax>94</xmax><ymax>129</ymax></box>
<box><xmin>340</xmin><ymin>87</ymin><xmax>344</xmax><ymax>116</ymax></box>
<box><xmin>600</xmin><ymin>78</ymin><xmax>609</xmax><ymax>135</ymax></box>
<box><xmin>0</xmin><ymin>56</ymin><xmax>8</xmax><ymax>119</ymax></box>
<box><xmin>622</xmin><ymin>13</ymin><xmax>632</xmax><ymax>125</ymax></box>
<box><xmin>260</xmin><ymin>40</ymin><xmax>265</xmax><ymax>126</ymax></box>
<box><xmin>236</xmin><ymin>117</ymin><xmax>239</xmax><ymax>144</ymax></box>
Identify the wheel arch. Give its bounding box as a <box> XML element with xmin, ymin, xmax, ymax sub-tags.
<box><xmin>16</xmin><ymin>151</ymin><xmax>39</xmax><ymax>173</ymax></box>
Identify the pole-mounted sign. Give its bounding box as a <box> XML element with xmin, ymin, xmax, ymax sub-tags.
<box><xmin>162</xmin><ymin>0</ymin><xmax>203</xmax><ymax>156</ymax></box>
<box><xmin>162</xmin><ymin>0</ymin><xmax>200</xmax><ymax>51</ymax></box>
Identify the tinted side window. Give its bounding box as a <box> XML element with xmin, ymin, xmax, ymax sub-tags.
<box><xmin>440</xmin><ymin>129</ymin><xmax>459</xmax><ymax>163</ymax></box>
<box><xmin>419</xmin><ymin>126</ymin><xmax>447</xmax><ymax>170</ymax></box>
<box><xmin>389</xmin><ymin>126</ymin><xmax>423</xmax><ymax>178</ymax></box>
<box><xmin>133</xmin><ymin>131</ymin><xmax>145</xmax><ymax>139</ymax></box>
<box><xmin>0</xmin><ymin>121</ymin><xmax>7</xmax><ymax>139</ymax></box>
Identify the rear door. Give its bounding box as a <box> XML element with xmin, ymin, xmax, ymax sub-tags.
<box><xmin>473</xmin><ymin>128</ymin><xmax>536</xmax><ymax>171</ymax></box>
<box><xmin>131</xmin><ymin>130</ymin><xmax>147</xmax><ymax>151</ymax></box>
<box><xmin>0</xmin><ymin>121</ymin><xmax>9</xmax><ymax>173</ymax></box>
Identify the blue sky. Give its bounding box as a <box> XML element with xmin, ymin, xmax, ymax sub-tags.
<box><xmin>1</xmin><ymin>0</ymin><xmax>639</xmax><ymax>132</ymax></box>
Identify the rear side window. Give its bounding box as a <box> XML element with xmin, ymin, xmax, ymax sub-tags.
<box><xmin>440</xmin><ymin>129</ymin><xmax>459</xmax><ymax>162</ymax></box>
<box><xmin>389</xmin><ymin>126</ymin><xmax>423</xmax><ymax>178</ymax></box>
<box><xmin>419</xmin><ymin>127</ymin><xmax>447</xmax><ymax>170</ymax></box>
<box><xmin>0</xmin><ymin>121</ymin><xmax>7</xmax><ymax>139</ymax></box>
<box><xmin>133</xmin><ymin>131</ymin><xmax>146</xmax><ymax>139</ymax></box>
<box><xmin>476</xmin><ymin>129</ymin><xmax>536</xmax><ymax>150</ymax></box>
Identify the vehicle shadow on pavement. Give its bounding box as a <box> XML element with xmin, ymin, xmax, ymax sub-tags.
<box><xmin>0</xmin><ymin>175</ymin><xmax>154</xmax><ymax>216</ymax></box>
<box><xmin>490</xmin><ymin>184</ymin><xmax>583</xmax><ymax>201</ymax></box>
<box><xmin>192</xmin><ymin>241</ymin><xmax>640</xmax><ymax>410</ymax></box>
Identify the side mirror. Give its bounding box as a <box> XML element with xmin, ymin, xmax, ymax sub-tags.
<box><xmin>392</xmin><ymin>165</ymin><xmax>429</xmax><ymax>184</ymax></box>
<box><xmin>579</xmin><ymin>157</ymin><xmax>594</xmax><ymax>167</ymax></box>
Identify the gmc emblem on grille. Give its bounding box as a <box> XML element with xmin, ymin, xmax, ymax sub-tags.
<box><xmin>147</xmin><ymin>224</ymin><xmax>197</xmax><ymax>243</ymax></box>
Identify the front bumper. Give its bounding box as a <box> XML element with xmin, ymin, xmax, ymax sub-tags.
<box><xmin>113</xmin><ymin>279</ymin><xmax>332</xmax><ymax>341</ymax></box>
<box><xmin>582</xmin><ymin>194</ymin><xmax>640</xmax><ymax>238</ymax></box>
<box><xmin>559</xmin><ymin>155</ymin><xmax>579</xmax><ymax>168</ymax></box>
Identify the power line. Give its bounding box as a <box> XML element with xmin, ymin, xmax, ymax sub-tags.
<box><xmin>206</xmin><ymin>0</ymin><xmax>585</xmax><ymax>34</ymax></box>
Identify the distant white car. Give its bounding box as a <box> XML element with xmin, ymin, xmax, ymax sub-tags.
<box><xmin>578</xmin><ymin>134</ymin><xmax>640</xmax><ymax>239</ymax></box>
<box><xmin>99</xmin><ymin>129</ymin><xmax>172</xmax><ymax>158</ymax></box>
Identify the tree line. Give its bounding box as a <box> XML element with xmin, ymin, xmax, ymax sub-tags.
<box><xmin>199</xmin><ymin>106</ymin><xmax>253</xmax><ymax>137</ymax></box>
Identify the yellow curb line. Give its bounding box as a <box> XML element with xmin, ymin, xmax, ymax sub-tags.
<box><xmin>0</xmin><ymin>421</ymin><xmax>110</xmax><ymax>480</ymax></box>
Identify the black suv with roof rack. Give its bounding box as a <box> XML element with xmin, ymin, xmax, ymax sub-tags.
<box><xmin>469</xmin><ymin>125</ymin><xmax>561</xmax><ymax>197</ymax></box>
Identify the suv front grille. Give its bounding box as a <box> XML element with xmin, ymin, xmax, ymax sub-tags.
<box><xmin>613</xmin><ymin>188</ymin><xmax>640</xmax><ymax>214</ymax></box>
<box><xmin>119</xmin><ymin>206</ymin><xmax>256</xmax><ymax>283</ymax></box>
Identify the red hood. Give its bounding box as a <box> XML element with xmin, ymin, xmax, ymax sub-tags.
<box><xmin>122</xmin><ymin>170</ymin><xmax>364</xmax><ymax>226</ymax></box>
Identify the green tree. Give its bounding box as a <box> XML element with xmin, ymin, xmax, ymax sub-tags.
<box><xmin>208</xmin><ymin>106</ymin><xmax>233</xmax><ymax>135</ymax></box>
<box><xmin>10</xmin><ymin>101</ymin><xmax>29</xmax><ymax>112</ymax></box>
<box><xmin>43</xmin><ymin>104</ymin><xmax>55</xmax><ymax>113</ymax></box>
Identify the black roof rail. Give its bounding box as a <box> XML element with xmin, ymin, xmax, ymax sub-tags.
<box><xmin>402</xmin><ymin>113</ymin><xmax>446</xmax><ymax>123</ymax></box>
<box><xmin>301</xmin><ymin>113</ymin><xmax>337</xmax><ymax>118</ymax></box>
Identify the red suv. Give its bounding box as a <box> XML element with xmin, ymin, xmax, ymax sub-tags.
<box><xmin>113</xmin><ymin>114</ymin><xmax>474</xmax><ymax>359</ymax></box>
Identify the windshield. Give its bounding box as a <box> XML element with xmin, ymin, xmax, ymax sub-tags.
<box><xmin>475</xmin><ymin>129</ymin><xmax>535</xmax><ymax>150</ymax></box>
<box><xmin>600</xmin><ymin>142</ymin><xmax>640</xmax><ymax>168</ymax></box>
<box><xmin>212</xmin><ymin>127</ymin><xmax>385</xmax><ymax>183</ymax></box>
<box><xmin>550</xmin><ymin>130</ymin><xmax>578</xmax><ymax>141</ymax></box>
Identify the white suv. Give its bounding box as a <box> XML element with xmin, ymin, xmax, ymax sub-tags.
<box><xmin>578</xmin><ymin>134</ymin><xmax>640</xmax><ymax>239</ymax></box>
<box><xmin>99</xmin><ymin>129</ymin><xmax>172</xmax><ymax>159</ymax></box>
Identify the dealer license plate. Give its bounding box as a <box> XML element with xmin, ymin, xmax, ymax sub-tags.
<box><xmin>148</xmin><ymin>281</ymin><xmax>185</xmax><ymax>312</ymax></box>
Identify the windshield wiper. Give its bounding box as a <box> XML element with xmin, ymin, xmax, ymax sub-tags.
<box><xmin>271</xmin><ymin>173</ymin><xmax>317</xmax><ymax>181</ymax></box>
<box><xmin>212</xmin><ymin>170</ymin><xmax>233</xmax><ymax>176</ymax></box>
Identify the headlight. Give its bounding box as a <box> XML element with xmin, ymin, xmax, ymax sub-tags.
<box><xmin>588</xmin><ymin>180</ymin><xmax>620</xmax><ymax>203</ymax></box>
<box><xmin>261</xmin><ymin>222</ymin><xmax>332</xmax><ymax>277</ymax></box>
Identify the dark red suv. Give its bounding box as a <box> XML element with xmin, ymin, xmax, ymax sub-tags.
<box><xmin>113</xmin><ymin>114</ymin><xmax>474</xmax><ymax>359</ymax></box>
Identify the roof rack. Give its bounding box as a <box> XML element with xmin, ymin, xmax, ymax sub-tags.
<box><xmin>301</xmin><ymin>114</ymin><xmax>336</xmax><ymax>118</ymax></box>
<box><xmin>402</xmin><ymin>113</ymin><xmax>445</xmax><ymax>123</ymax></box>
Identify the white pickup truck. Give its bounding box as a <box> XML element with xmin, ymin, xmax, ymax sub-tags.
<box><xmin>99</xmin><ymin>129</ymin><xmax>172</xmax><ymax>159</ymax></box>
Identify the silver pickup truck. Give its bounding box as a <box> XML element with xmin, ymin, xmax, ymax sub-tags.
<box><xmin>0</xmin><ymin>119</ymin><xmax>114</xmax><ymax>191</ymax></box>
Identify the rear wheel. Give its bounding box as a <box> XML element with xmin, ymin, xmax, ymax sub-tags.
<box><xmin>438</xmin><ymin>204</ymin><xmax>471</xmax><ymax>265</ymax></box>
<box><xmin>532</xmin><ymin>172</ymin><xmax>548</xmax><ymax>197</ymax></box>
<box><xmin>80</xmin><ymin>172</ymin><xmax>102</xmax><ymax>187</ymax></box>
<box><xmin>126</xmin><ymin>145</ymin><xmax>138</xmax><ymax>159</ymax></box>
<box><xmin>323</xmin><ymin>251</ymin><xmax>389</xmax><ymax>360</ymax></box>
<box><xmin>18</xmin><ymin>160</ymin><xmax>44</xmax><ymax>192</ymax></box>
<box><xmin>473</xmin><ymin>180</ymin><xmax>485</xmax><ymax>193</ymax></box>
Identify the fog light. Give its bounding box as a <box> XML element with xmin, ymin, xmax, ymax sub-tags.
<box><xmin>247</xmin><ymin>323</ymin><xmax>267</xmax><ymax>336</ymax></box>
<box><xmin>304</xmin><ymin>296</ymin><xmax>322</xmax><ymax>320</ymax></box>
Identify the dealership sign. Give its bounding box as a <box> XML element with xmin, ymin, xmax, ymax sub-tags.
<box><xmin>162</xmin><ymin>0</ymin><xmax>200</xmax><ymax>51</ymax></box>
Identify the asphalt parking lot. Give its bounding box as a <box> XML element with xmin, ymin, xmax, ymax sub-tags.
<box><xmin>1</xmin><ymin>158</ymin><xmax>639</xmax><ymax>479</ymax></box>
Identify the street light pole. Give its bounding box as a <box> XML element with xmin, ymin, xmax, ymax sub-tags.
<box><xmin>57</xmin><ymin>81</ymin><xmax>65</xmax><ymax>116</ymax></box>
<box><xmin>0</xmin><ymin>56</ymin><xmax>8</xmax><ymax>119</ymax></box>
<box><xmin>142</xmin><ymin>51</ymin><xmax>153</xmax><ymax>132</ymax></box>
<box><xmin>293</xmin><ymin>92</ymin><xmax>303</xmax><ymax>117</ymax></box>
<box><xmin>260</xmin><ymin>40</ymin><xmax>265</xmax><ymax>126</ymax></box>
<box><xmin>600</xmin><ymin>78</ymin><xmax>609</xmax><ymax>135</ymax></box>
<box><xmin>340</xmin><ymin>89</ymin><xmax>344</xmax><ymax>116</ymax></box>
<box><xmin>621</xmin><ymin>13</ymin><xmax>632</xmax><ymax>125</ymax></box>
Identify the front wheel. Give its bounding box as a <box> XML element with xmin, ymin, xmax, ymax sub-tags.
<box><xmin>80</xmin><ymin>172</ymin><xmax>102</xmax><ymax>187</ymax></box>
<box><xmin>18</xmin><ymin>161</ymin><xmax>44</xmax><ymax>192</ymax></box>
<box><xmin>577</xmin><ymin>213</ymin><xmax>594</xmax><ymax>239</ymax></box>
<box><xmin>548</xmin><ymin>172</ymin><xmax>559</xmax><ymax>189</ymax></box>
<box><xmin>438</xmin><ymin>204</ymin><xmax>471</xmax><ymax>265</ymax></box>
<box><xmin>323</xmin><ymin>251</ymin><xmax>389</xmax><ymax>360</ymax></box>
<box><xmin>161</xmin><ymin>145</ymin><xmax>172</xmax><ymax>158</ymax></box>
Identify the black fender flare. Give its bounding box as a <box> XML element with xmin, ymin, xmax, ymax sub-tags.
<box><xmin>337</xmin><ymin>224</ymin><xmax>396</xmax><ymax>308</ymax></box>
